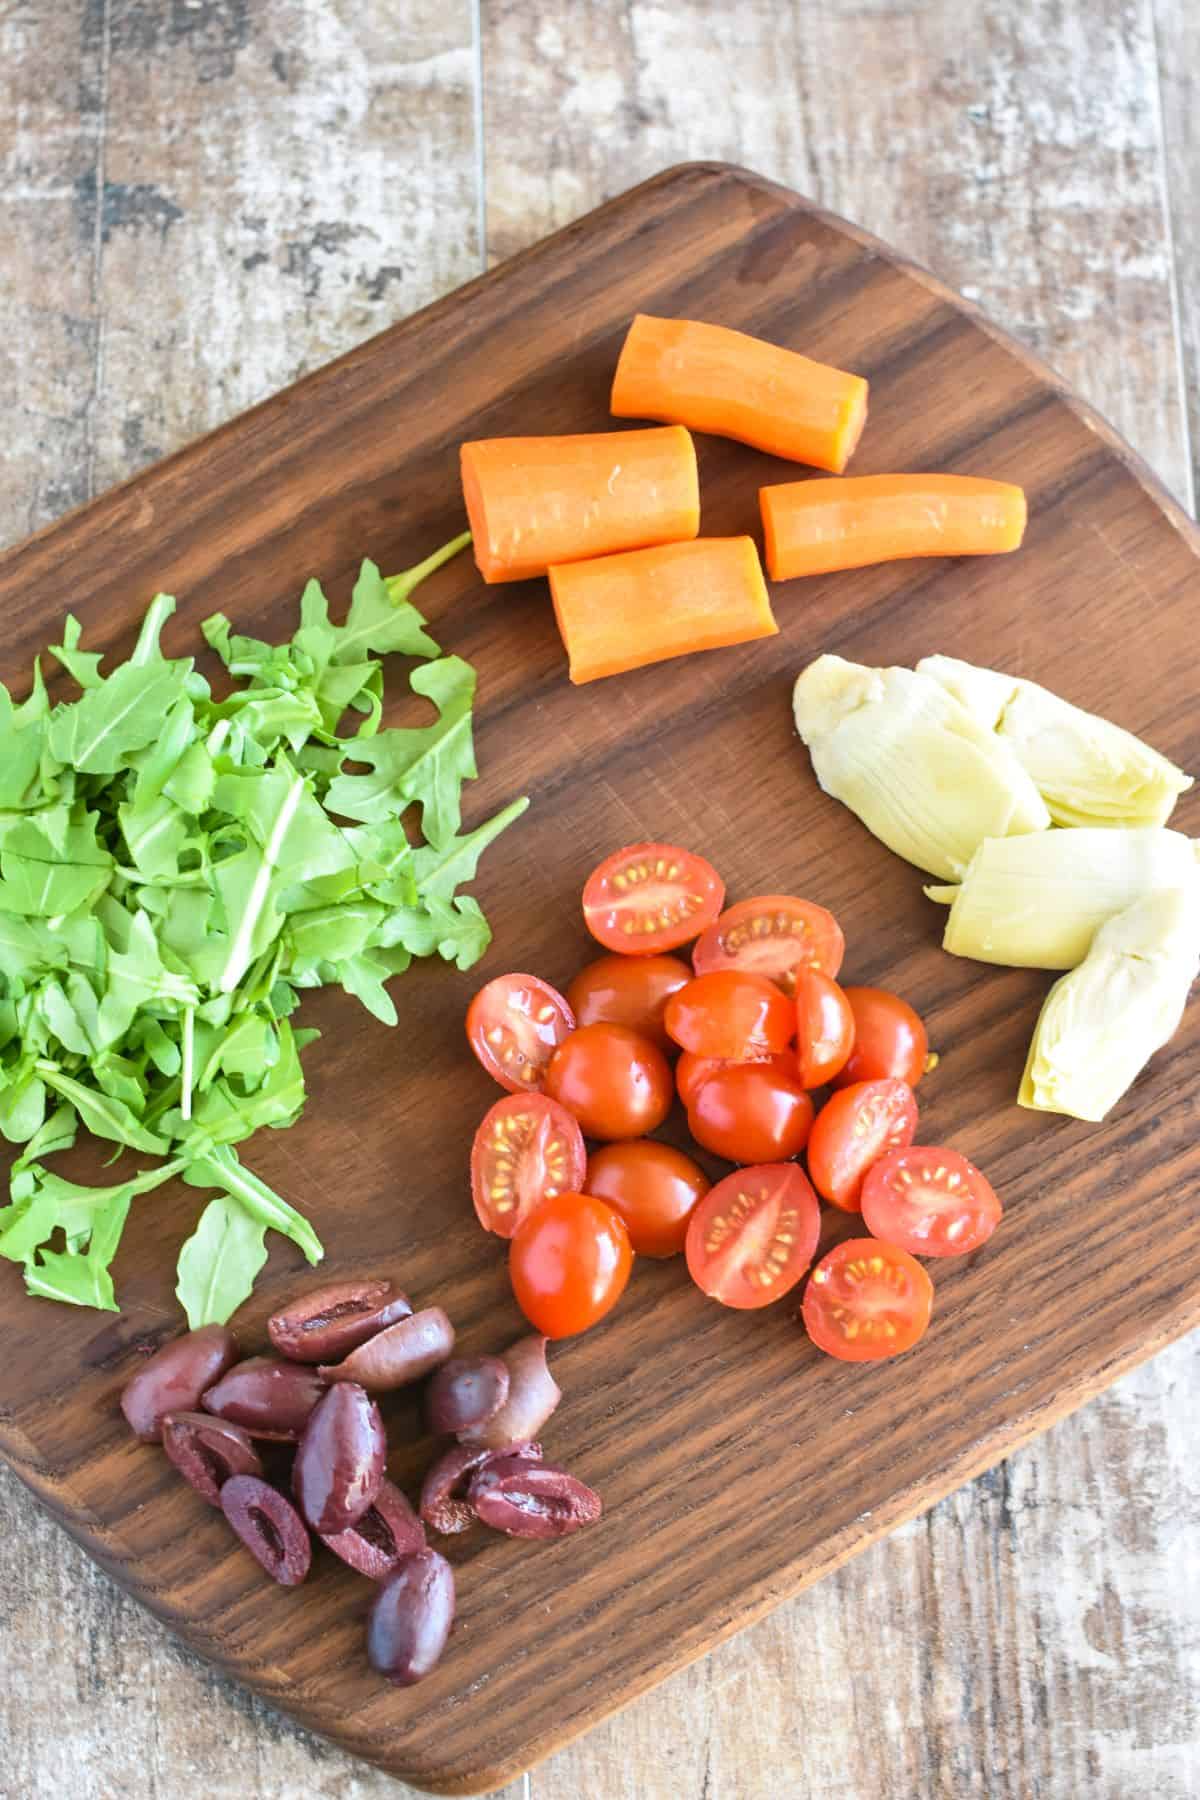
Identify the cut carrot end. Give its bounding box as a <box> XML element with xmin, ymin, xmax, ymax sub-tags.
<box><xmin>759</xmin><ymin>473</ymin><xmax>1028</xmax><ymax>581</ymax></box>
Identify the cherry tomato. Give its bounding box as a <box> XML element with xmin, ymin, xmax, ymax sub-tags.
<box><xmin>665</xmin><ymin>971</ymin><xmax>794</xmax><ymax>1060</ymax></box>
<box><xmin>585</xmin><ymin>1140</ymin><xmax>709</xmax><ymax>1258</ymax></box>
<box><xmin>806</xmin><ymin>1079</ymin><xmax>918</xmax><ymax>1212</ymax></box>
<box><xmin>691</xmin><ymin>894</ymin><xmax>845</xmax><ymax>995</ymax></box>
<box><xmin>832</xmin><ymin>987</ymin><xmax>928</xmax><ymax>1089</ymax></box>
<box><xmin>687</xmin><ymin>1062</ymin><xmax>815</xmax><ymax>1164</ymax></box>
<box><xmin>802</xmin><ymin>1237</ymin><xmax>933</xmax><ymax>1361</ymax></box>
<box><xmin>566</xmin><ymin>954</ymin><xmax>692</xmax><ymax>1050</ymax></box>
<box><xmin>794</xmin><ymin>970</ymin><xmax>856</xmax><ymax>1087</ymax></box>
<box><xmin>675</xmin><ymin>1049</ymin><xmax>788</xmax><ymax>1110</ymax></box>
<box><xmin>509</xmin><ymin>1192</ymin><xmax>633</xmax><ymax>1337</ymax></box>
<box><xmin>544</xmin><ymin>1023</ymin><xmax>673</xmax><ymax>1140</ymax></box>
<box><xmin>685</xmin><ymin>1163</ymin><xmax>820</xmax><ymax>1309</ymax></box>
<box><xmin>861</xmin><ymin>1146</ymin><xmax>1001</xmax><ymax>1257</ymax></box>
<box><xmin>466</xmin><ymin>974</ymin><xmax>575</xmax><ymax>1093</ymax></box>
<box><xmin>470</xmin><ymin>1094</ymin><xmax>586</xmax><ymax>1239</ymax></box>
<box><xmin>582</xmin><ymin>843</ymin><xmax>724</xmax><ymax>955</ymax></box>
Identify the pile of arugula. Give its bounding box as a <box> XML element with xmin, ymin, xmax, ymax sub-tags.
<box><xmin>0</xmin><ymin>532</ymin><xmax>526</xmax><ymax>1326</ymax></box>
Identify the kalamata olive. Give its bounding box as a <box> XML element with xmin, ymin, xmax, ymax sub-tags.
<box><xmin>320</xmin><ymin>1479</ymin><xmax>426</xmax><ymax>1579</ymax></box>
<box><xmin>468</xmin><ymin>1457</ymin><xmax>602</xmax><ymax>1538</ymax></box>
<box><xmin>120</xmin><ymin>1326</ymin><xmax>239</xmax><ymax>1443</ymax></box>
<box><xmin>458</xmin><ymin>1334</ymin><xmax>561</xmax><ymax>1450</ymax></box>
<box><xmin>426</xmin><ymin>1355</ymin><xmax>509</xmax><ymax>1436</ymax></box>
<box><xmin>201</xmin><ymin>1355</ymin><xmax>326</xmax><ymax>1441</ymax></box>
<box><xmin>161</xmin><ymin>1411</ymin><xmax>262</xmax><ymax>1505</ymax></box>
<box><xmin>293</xmin><ymin>1381</ymin><xmax>386</xmax><ymax>1534</ymax></box>
<box><xmin>221</xmin><ymin>1475</ymin><xmax>312</xmax><ymax>1586</ymax></box>
<box><xmin>318</xmin><ymin>1307</ymin><xmax>454</xmax><ymax>1393</ymax></box>
<box><xmin>367</xmin><ymin>1550</ymin><xmax>455</xmax><ymax>1686</ymax></box>
<box><xmin>267</xmin><ymin>1278</ymin><xmax>413</xmax><ymax>1364</ymax></box>
<box><xmin>419</xmin><ymin>1440</ymin><xmax>543</xmax><ymax>1535</ymax></box>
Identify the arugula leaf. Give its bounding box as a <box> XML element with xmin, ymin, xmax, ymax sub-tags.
<box><xmin>0</xmin><ymin>809</ymin><xmax>113</xmax><ymax>916</ymax></box>
<box><xmin>0</xmin><ymin>664</ymin><xmax>52</xmax><ymax>809</ymax></box>
<box><xmin>325</xmin><ymin>656</ymin><xmax>477</xmax><ymax>844</ymax></box>
<box><xmin>36</xmin><ymin>1064</ymin><xmax>170</xmax><ymax>1154</ymax></box>
<box><xmin>47</xmin><ymin>659</ymin><xmax>190</xmax><ymax>773</ymax></box>
<box><xmin>182</xmin><ymin>1145</ymin><xmax>323</xmax><ymax>1266</ymax></box>
<box><xmin>408</xmin><ymin>796</ymin><xmax>530</xmax><ymax>900</ymax></box>
<box><xmin>176</xmin><ymin>1194</ymin><xmax>268</xmax><ymax>1329</ymax></box>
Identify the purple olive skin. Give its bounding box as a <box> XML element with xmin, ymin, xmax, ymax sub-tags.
<box><xmin>419</xmin><ymin>1440</ymin><xmax>543</xmax><ymax>1535</ymax></box>
<box><xmin>426</xmin><ymin>1355</ymin><xmax>509</xmax><ymax>1436</ymax></box>
<box><xmin>468</xmin><ymin>1458</ymin><xmax>602</xmax><ymax>1539</ymax></box>
<box><xmin>293</xmin><ymin>1381</ymin><xmax>386</xmax><ymax>1535</ymax></box>
<box><xmin>367</xmin><ymin>1550</ymin><xmax>456</xmax><ymax>1686</ymax></box>
<box><xmin>318</xmin><ymin>1307</ymin><xmax>455</xmax><ymax>1393</ymax></box>
<box><xmin>267</xmin><ymin>1279</ymin><xmax>413</xmax><ymax>1365</ymax></box>
<box><xmin>201</xmin><ymin>1356</ymin><xmax>326</xmax><ymax>1441</ymax></box>
<box><xmin>220</xmin><ymin>1476</ymin><xmax>312</xmax><ymax>1587</ymax></box>
<box><xmin>120</xmin><ymin>1326</ymin><xmax>239</xmax><ymax>1443</ymax></box>
<box><xmin>319</xmin><ymin>1479</ymin><xmax>426</xmax><ymax>1579</ymax></box>
<box><xmin>161</xmin><ymin>1411</ymin><xmax>262</xmax><ymax>1505</ymax></box>
<box><xmin>458</xmin><ymin>1335</ymin><xmax>561</xmax><ymax>1450</ymax></box>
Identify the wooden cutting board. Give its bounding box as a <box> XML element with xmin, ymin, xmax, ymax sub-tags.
<box><xmin>1</xmin><ymin>163</ymin><xmax>1197</xmax><ymax>1796</ymax></box>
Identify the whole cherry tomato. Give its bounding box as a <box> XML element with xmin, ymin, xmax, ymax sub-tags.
<box><xmin>675</xmin><ymin>1049</ymin><xmax>788</xmax><ymax>1110</ymax></box>
<box><xmin>566</xmin><ymin>954</ymin><xmax>692</xmax><ymax>1050</ymax></box>
<box><xmin>585</xmin><ymin>1139</ymin><xmax>709</xmax><ymax>1257</ymax></box>
<box><xmin>509</xmin><ymin>1193</ymin><xmax>633</xmax><ymax>1337</ymax></box>
<box><xmin>665</xmin><ymin>971</ymin><xmax>794</xmax><ymax>1060</ymax></box>
<box><xmin>687</xmin><ymin>1061</ymin><xmax>814</xmax><ymax>1164</ymax></box>
<box><xmin>544</xmin><ymin>1023</ymin><xmax>673</xmax><ymax>1140</ymax></box>
<box><xmin>832</xmin><ymin>987</ymin><xmax>928</xmax><ymax>1089</ymax></box>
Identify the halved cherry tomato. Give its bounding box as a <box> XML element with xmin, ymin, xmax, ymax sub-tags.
<box><xmin>794</xmin><ymin>970</ymin><xmax>856</xmax><ymax>1087</ymax></box>
<box><xmin>544</xmin><ymin>1022</ymin><xmax>673</xmax><ymax>1141</ymax></box>
<box><xmin>832</xmin><ymin>987</ymin><xmax>928</xmax><ymax>1089</ymax></box>
<box><xmin>566</xmin><ymin>953</ymin><xmax>692</xmax><ymax>1050</ymax></box>
<box><xmin>582</xmin><ymin>843</ymin><xmax>724</xmax><ymax>955</ymax></box>
<box><xmin>806</xmin><ymin>1079</ymin><xmax>918</xmax><ymax>1212</ymax></box>
<box><xmin>675</xmin><ymin>1049</ymin><xmax>787</xmax><ymax>1110</ymax></box>
<box><xmin>665</xmin><ymin>971</ymin><xmax>794</xmax><ymax>1060</ymax></box>
<box><xmin>802</xmin><ymin>1237</ymin><xmax>933</xmax><ymax>1361</ymax></box>
<box><xmin>470</xmin><ymin>1094</ymin><xmax>586</xmax><ymax>1239</ymax></box>
<box><xmin>691</xmin><ymin>894</ymin><xmax>845</xmax><ymax>995</ymax></box>
<box><xmin>687</xmin><ymin>1061</ymin><xmax>814</xmax><ymax>1164</ymax></box>
<box><xmin>509</xmin><ymin>1192</ymin><xmax>633</xmax><ymax>1338</ymax></box>
<box><xmin>861</xmin><ymin>1146</ymin><xmax>1001</xmax><ymax>1257</ymax></box>
<box><xmin>585</xmin><ymin>1140</ymin><xmax>709</xmax><ymax>1257</ymax></box>
<box><xmin>685</xmin><ymin>1163</ymin><xmax>820</xmax><ymax>1309</ymax></box>
<box><xmin>466</xmin><ymin>974</ymin><xmax>575</xmax><ymax>1093</ymax></box>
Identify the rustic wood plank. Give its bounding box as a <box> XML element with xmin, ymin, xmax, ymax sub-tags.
<box><xmin>1155</xmin><ymin>0</ymin><xmax>1200</xmax><ymax>506</ymax></box>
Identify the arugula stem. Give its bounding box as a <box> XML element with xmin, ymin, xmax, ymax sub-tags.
<box><xmin>385</xmin><ymin>529</ymin><xmax>472</xmax><ymax>603</ymax></box>
<box><xmin>180</xmin><ymin>1007</ymin><xmax>195</xmax><ymax>1123</ymax></box>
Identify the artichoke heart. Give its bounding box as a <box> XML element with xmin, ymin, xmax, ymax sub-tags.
<box><xmin>927</xmin><ymin>826</ymin><xmax>1200</xmax><ymax>969</ymax></box>
<box><xmin>1019</xmin><ymin>888</ymin><xmax>1200</xmax><ymax>1120</ymax></box>
<box><xmin>917</xmin><ymin>654</ymin><xmax>1192</xmax><ymax>829</ymax></box>
<box><xmin>792</xmin><ymin>654</ymin><xmax>1050</xmax><ymax>881</ymax></box>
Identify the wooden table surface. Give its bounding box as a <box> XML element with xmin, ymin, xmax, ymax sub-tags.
<box><xmin>3</xmin><ymin>3</ymin><xmax>1198</xmax><ymax>1796</ymax></box>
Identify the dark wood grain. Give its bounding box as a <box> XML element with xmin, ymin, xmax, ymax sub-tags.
<box><xmin>0</xmin><ymin>163</ymin><xmax>1196</xmax><ymax>1796</ymax></box>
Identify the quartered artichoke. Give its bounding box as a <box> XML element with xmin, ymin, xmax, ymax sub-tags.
<box><xmin>1019</xmin><ymin>888</ymin><xmax>1200</xmax><ymax>1120</ymax></box>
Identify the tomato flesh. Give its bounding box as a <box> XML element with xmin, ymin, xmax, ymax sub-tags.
<box><xmin>585</xmin><ymin>1140</ymin><xmax>709</xmax><ymax>1257</ymax></box>
<box><xmin>543</xmin><ymin>1022</ymin><xmax>673</xmax><ymax>1141</ymax></box>
<box><xmin>582</xmin><ymin>843</ymin><xmax>724</xmax><ymax>954</ymax></box>
<box><xmin>794</xmin><ymin>970</ymin><xmax>856</xmax><ymax>1087</ymax></box>
<box><xmin>832</xmin><ymin>987</ymin><xmax>928</xmax><ymax>1089</ymax></box>
<box><xmin>509</xmin><ymin>1192</ymin><xmax>633</xmax><ymax>1338</ymax></box>
<box><xmin>687</xmin><ymin>1061</ymin><xmax>814</xmax><ymax>1164</ymax></box>
<box><xmin>861</xmin><ymin>1145</ymin><xmax>1001</xmax><ymax>1256</ymax></box>
<box><xmin>802</xmin><ymin>1237</ymin><xmax>933</xmax><ymax>1361</ymax></box>
<box><xmin>470</xmin><ymin>1094</ymin><xmax>586</xmax><ymax>1239</ymax></box>
<box><xmin>566</xmin><ymin>953</ymin><xmax>692</xmax><ymax>1050</ymax></box>
<box><xmin>686</xmin><ymin>1164</ymin><xmax>820</xmax><ymax>1309</ymax></box>
<box><xmin>665</xmin><ymin>971</ymin><xmax>794</xmax><ymax>1060</ymax></box>
<box><xmin>806</xmin><ymin>1079</ymin><xmax>918</xmax><ymax>1212</ymax></box>
<box><xmin>675</xmin><ymin>1049</ymin><xmax>787</xmax><ymax>1110</ymax></box>
<box><xmin>691</xmin><ymin>894</ymin><xmax>845</xmax><ymax>995</ymax></box>
<box><xmin>466</xmin><ymin>974</ymin><xmax>575</xmax><ymax>1093</ymax></box>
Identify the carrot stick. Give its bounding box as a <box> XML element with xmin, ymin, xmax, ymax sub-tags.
<box><xmin>548</xmin><ymin>538</ymin><xmax>776</xmax><ymax>685</ymax></box>
<box><xmin>760</xmin><ymin>474</ymin><xmax>1027</xmax><ymax>579</ymax></box>
<box><xmin>610</xmin><ymin>314</ymin><xmax>868</xmax><ymax>473</ymax></box>
<box><xmin>460</xmin><ymin>426</ymin><xmax>699</xmax><ymax>584</ymax></box>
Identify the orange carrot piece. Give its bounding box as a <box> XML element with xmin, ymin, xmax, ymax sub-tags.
<box><xmin>610</xmin><ymin>314</ymin><xmax>868</xmax><ymax>473</ymax></box>
<box><xmin>548</xmin><ymin>538</ymin><xmax>776</xmax><ymax>685</ymax></box>
<box><xmin>760</xmin><ymin>473</ymin><xmax>1027</xmax><ymax>580</ymax></box>
<box><xmin>460</xmin><ymin>426</ymin><xmax>699</xmax><ymax>584</ymax></box>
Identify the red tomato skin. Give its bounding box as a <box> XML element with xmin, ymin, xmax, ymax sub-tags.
<box><xmin>664</xmin><ymin>971</ymin><xmax>795</xmax><ymax>1060</ymax></box>
<box><xmin>466</xmin><ymin>974</ymin><xmax>575</xmax><ymax>1094</ymax></box>
<box><xmin>566</xmin><ymin>954</ymin><xmax>692</xmax><ymax>1050</ymax></box>
<box><xmin>582</xmin><ymin>843</ymin><xmax>724</xmax><ymax>955</ymax></box>
<box><xmin>832</xmin><ymin>987</ymin><xmax>928</xmax><ymax>1089</ymax></box>
<box><xmin>691</xmin><ymin>895</ymin><xmax>846</xmax><ymax>994</ymax></box>
<box><xmin>794</xmin><ymin>970</ymin><xmax>856</xmax><ymax>1088</ymax></box>
<box><xmin>509</xmin><ymin>1193</ymin><xmax>633</xmax><ymax>1338</ymax></box>
<box><xmin>802</xmin><ymin>1237</ymin><xmax>933</xmax><ymax>1361</ymax></box>
<box><xmin>806</xmin><ymin>1079</ymin><xmax>919</xmax><ymax>1212</ymax></box>
<box><xmin>685</xmin><ymin>1163</ymin><xmax>821</xmax><ymax>1309</ymax></box>
<box><xmin>675</xmin><ymin>1049</ymin><xmax>788</xmax><ymax>1110</ymax></box>
<box><xmin>543</xmin><ymin>1023</ymin><xmax>673</xmax><ymax>1141</ymax></box>
<box><xmin>861</xmin><ymin>1146</ymin><xmax>1002</xmax><ymax>1256</ymax></box>
<box><xmin>585</xmin><ymin>1140</ymin><xmax>709</xmax><ymax>1257</ymax></box>
<box><xmin>687</xmin><ymin>1062</ymin><xmax>815</xmax><ymax>1164</ymax></box>
<box><xmin>470</xmin><ymin>1094</ymin><xmax>587</xmax><ymax>1239</ymax></box>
